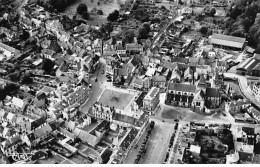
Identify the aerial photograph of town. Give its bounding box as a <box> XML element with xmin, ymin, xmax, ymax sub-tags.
<box><xmin>1</xmin><ymin>0</ymin><xmax>260</xmax><ymax>165</ymax></box>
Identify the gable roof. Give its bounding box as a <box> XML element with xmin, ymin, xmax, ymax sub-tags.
<box><xmin>32</xmin><ymin>124</ymin><xmax>52</xmax><ymax>138</ymax></box>
<box><xmin>168</xmin><ymin>83</ymin><xmax>196</xmax><ymax>93</ymax></box>
<box><xmin>160</xmin><ymin>60</ymin><xmax>178</xmax><ymax>70</ymax></box>
<box><xmin>119</xmin><ymin>128</ymin><xmax>139</xmax><ymax>151</ymax></box>
<box><xmin>194</xmin><ymin>89</ymin><xmax>205</xmax><ymax>100</ymax></box>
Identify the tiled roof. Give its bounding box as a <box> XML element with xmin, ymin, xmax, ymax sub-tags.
<box><xmin>151</xmin><ymin>75</ymin><xmax>166</xmax><ymax>82</ymax></box>
<box><xmin>160</xmin><ymin>60</ymin><xmax>178</xmax><ymax>70</ymax></box>
<box><xmin>168</xmin><ymin>83</ymin><xmax>196</xmax><ymax>93</ymax></box>
<box><xmin>119</xmin><ymin>128</ymin><xmax>139</xmax><ymax>151</ymax></box>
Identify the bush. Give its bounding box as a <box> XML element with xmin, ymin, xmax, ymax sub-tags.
<box><xmin>209</xmin><ymin>8</ymin><xmax>216</xmax><ymax>17</ymax></box>
<box><xmin>77</xmin><ymin>3</ymin><xmax>88</xmax><ymax>15</ymax></box>
<box><xmin>42</xmin><ymin>58</ymin><xmax>55</xmax><ymax>74</ymax></box>
<box><xmin>97</xmin><ymin>9</ymin><xmax>103</xmax><ymax>15</ymax></box>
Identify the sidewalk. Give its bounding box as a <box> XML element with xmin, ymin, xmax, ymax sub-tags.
<box><xmin>167</xmin><ymin>124</ymin><xmax>182</xmax><ymax>164</ymax></box>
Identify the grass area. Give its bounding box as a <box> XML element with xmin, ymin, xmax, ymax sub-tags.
<box><xmin>98</xmin><ymin>89</ymin><xmax>134</xmax><ymax>110</ymax></box>
<box><xmin>161</xmin><ymin>108</ymin><xmax>182</xmax><ymax>119</ymax></box>
<box><xmin>63</xmin><ymin>0</ymin><xmax>126</xmax><ymax>25</ymax></box>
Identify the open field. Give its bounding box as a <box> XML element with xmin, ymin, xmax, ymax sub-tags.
<box><xmin>63</xmin><ymin>0</ymin><xmax>126</xmax><ymax>25</ymax></box>
<box><xmin>161</xmin><ymin>107</ymin><xmax>182</xmax><ymax>119</ymax></box>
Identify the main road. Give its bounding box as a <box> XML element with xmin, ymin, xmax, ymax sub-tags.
<box><xmin>80</xmin><ymin>58</ymin><xmax>107</xmax><ymax>114</ymax></box>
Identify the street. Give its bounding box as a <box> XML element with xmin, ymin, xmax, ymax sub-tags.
<box><xmin>80</xmin><ymin>58</ymin><xmax>107</xmax><ymax>114</ymax></box>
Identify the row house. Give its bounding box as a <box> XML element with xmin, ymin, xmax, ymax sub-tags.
<box><xmin>0</xmin><ymin>42</ymin><xmax>20</xmax><ymax>59</ymax></box>
<box><xmin>225</xmin><ymin>99</ymin><xmax>251</xmax><ymax>115</ymax></box>
<box><xmin>33</xmin><ymin>76</ymin><xmax>57</xmax><ymax>88</ymax></box>
<box><xmin>151</xmin><ymin>75</ymin><xmax>167</xmax><ymax>92</ymax></box>
<box><xmin>0</xmin><ymin>136</ymin><xmax>22</xmax><ymax>157</ymax></box>
<box><xmin>62</xmin><ymin>103</ymin><xmax>80</xmax><ymax>121</ymax></box>
<box><xmin>143</xmin><ymin>87</ymin><xmax>160</xmax><ymax>115</ymax></box>
<box><xmin>125</xmin><ymin>43</ymin><xmax>143</xmax><ymax>54</ymax></box>
<box><xmin>115</xmin><ymin>44</ymin><xmax>127</xmax><ymax>55</ymax></box>
<box><xmin>166</xmin><ymin>83</ymin><xmax>196</xmax><ymax>107</ymax></box>
<box><xmin>248</xmin><ymin>107</ymin><xmax>260</xmax><ymax>122</ymax></box>
<box><xmin>93</xmin><ymin>38</ymin><xmax>102</xmax><ymax>53</ymax></box>
<box><xmin>26</xmin><ymin>102</ymin><xmax>48</xmax><ymax>119</ymax></box>
<box><xmin>89</xmin><ymin>102</ymin><xmax>115</xmax><ymax>122</ymax></box>
<box><xmin>9</xmin><ymin>97</ymin><xmax>27</xmax><ymax>113</ymax></box>
<box><xmin>251</xmin><ymin>82</ymin><xmax>260</xmax><ymax>103</ymax></box>
<box><xmin>45</xmin><ymin>19</ymin><xmax>64</xmax><ymax>36</ymax></box>
<box><xmin>129</xmin><ymin>77</ymin><xmax>150</xmax><ymax>91</ymax></box>
<box><xmin>21</xmin><ymin>123</ymin><xmax>53</xmax><ymax>148</ymax></box>
<box><xmin>62</xmin><ymin>85</ymin><xmax>91</xmax><ymax>106</ymax></box>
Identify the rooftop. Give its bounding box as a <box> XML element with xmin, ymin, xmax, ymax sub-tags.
<box><xmin>144</xmin><ymin>87</ymin><xmax>159</xmax><ymax>101</ymax></box>
<box><xmin>168</xmin><ymin>83</ymin><xmax>196</xmax><ymax>93</ymax></box>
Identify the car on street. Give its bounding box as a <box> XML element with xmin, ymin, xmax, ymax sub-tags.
<box><xmin>222</xmin><ymin>112</ymin><xmax>227</xmax><ymax>116</ymax></box>
<box><xmin>95</xmin><ymin>78</ymin><xmax>98</xmax><ymax>82</ymax></box>
<box><xmin>101</xmin><ymin>70</ymin><xmax>104</xmax><ymax>74</ymax></box>
<box><xmin>107</xmin><ymin>79</ymin><xmax>112</xmax><ymax>82</ymax></box>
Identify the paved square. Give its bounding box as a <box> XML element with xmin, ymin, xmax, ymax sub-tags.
<box><xmin>98</xmin><ymin>89</ymin><xmax>135</xmax><ymax>110</ymax></box>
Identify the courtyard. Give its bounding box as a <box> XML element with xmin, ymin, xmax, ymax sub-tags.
<box><xmin>98</xmin><ymin>88</ymin><xmax>135</xmax><ymax>110</ymax></box>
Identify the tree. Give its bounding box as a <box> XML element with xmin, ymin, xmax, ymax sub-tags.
<box><xmin>20</xmin><ymin>29</ymin><xmax>30</xmax><ymax>40</ymax></box>
<box><xmin>0</xmin><ymin>86</ymin><xmax>6</xmax><ymax>102</ymax></box>
<box><xmin>107</xmin><ymin>10</ymin><xmax>119</xmax><ymax>22</ymax></box>
<box><xmin>123</xmin><ymin>30</ymin><xmax>135</xmax><ymax>43</ymax></box>
<box><xmin>21</xmin><ymin>73</ymin><xmax>33</xmax><ymax>84</ymax></box>
<box><xmin>82</xmin><ymin>11</ymin><xmax>90</xmax><ymax>20</ymax></box>
<box><xmin>42</xmin><ymin>58</ymin><xmax>55</xmax><ymax>74</ymax></box>
<box><xmin>209</xmin><ymin>8</ymin><xmax>216</xmax><ymax>17</ymax></box>
<box><xmin>138</xmin><ymin>22</ymin><xmax>151</xmax><ymax>39</ymax></box>
<box><xmin>100</xmin><ymin>23</ymin><xmax>114</xmax><ymax>38</ymax></box>
<box><xmin>77</xmin><ymin>3</ymin><xmax>88</xmax><ymax>15</ymax></box>
<box><xmin>4</xmin><ymin>83</ymin><xmax>20</xmax><ymax>94</ymax></box>
<box><xmin>200</xmin><ymin>26</ymin><xmax>208</xmax><ymax>35</ymax></box>
<box><xmin>229</xmin><ymin>5</ymin><xmax>243</xmax><ymax>20</ymax></box>
<box><xmin>9</xmin><ymin>71</ymin><xmax>20</xmax><ymax>82</ymax></box>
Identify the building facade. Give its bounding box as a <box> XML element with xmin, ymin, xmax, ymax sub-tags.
<box><xmin>143</xmin><ymin>87</ymin><xmax>160</xmax><ymax>115</ymax></box>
